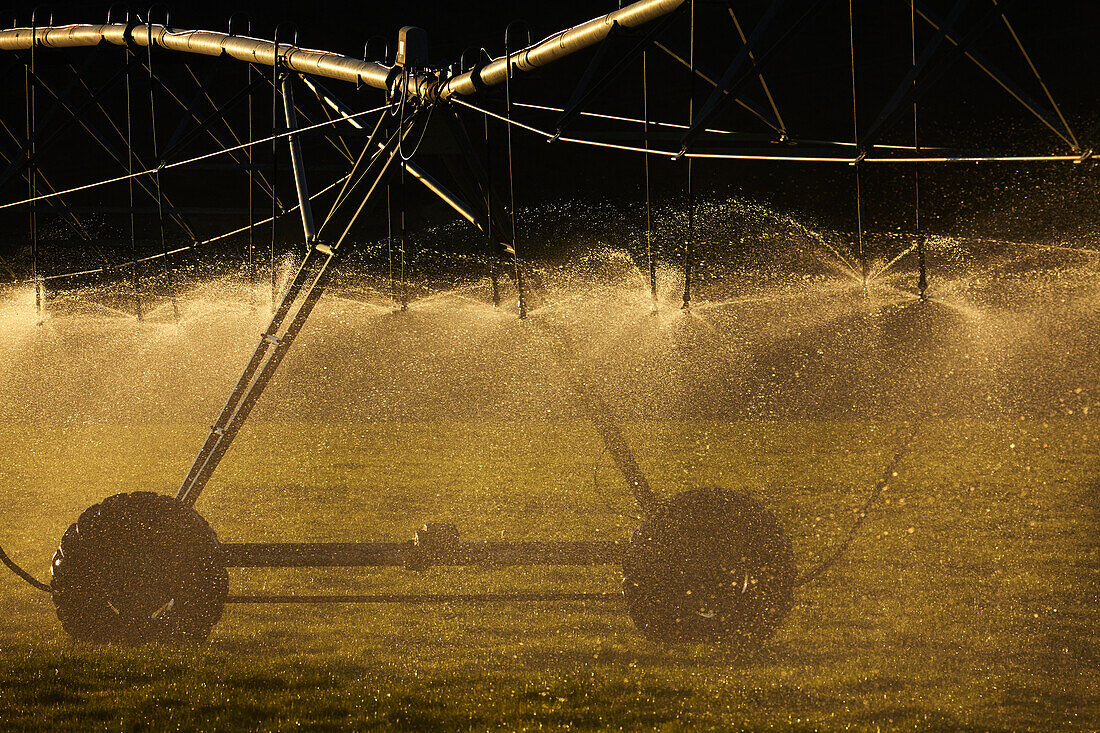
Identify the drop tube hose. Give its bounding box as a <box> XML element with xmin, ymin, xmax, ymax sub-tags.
<box><xmin>0</xmin><ymin>542</ymin><xmax>52</xmax><ymax>592</ymax></box>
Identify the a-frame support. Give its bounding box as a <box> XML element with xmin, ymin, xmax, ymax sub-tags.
<box><xmin>176</xmin><ymin>112</ymin><xmax>417</xmax><ymax>506</ymax></box>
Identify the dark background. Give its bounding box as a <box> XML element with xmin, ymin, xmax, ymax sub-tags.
<box><xmin>1</xmin><ymin>1</ymin><xmax>1097</xmax><ymax>277</ymax></box>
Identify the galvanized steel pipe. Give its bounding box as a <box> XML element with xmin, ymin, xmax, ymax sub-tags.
<box><xmin>0</xmin><ymin>24</ymin><xmax>394</xmax><ymax>91</ymax></box>
<box><xmin>0</xmin><ymin>0</ymin><xmax>685</xmax><ymax>100</ymax></box>
<box><xmin>439</xmin><ymin>0</ymin><xmax>685</xmax><ymax>98</ymax></box>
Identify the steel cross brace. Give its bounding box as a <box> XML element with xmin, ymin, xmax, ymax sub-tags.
<box><xmin>859</xmin><ymin>0</ymin><xmax>1048</xmax><ymax>153</ymax></box>
<box><xmin>178</xmin><ymin>60</ymin><xmax>284</xmax><ymax>204</ymax></box>
<box><xmin>910</xmin><ymin>0</ymin><xmax>1078</xmax><ymax>150</ymax></box>
<box><xmin>0</xmin><ymin>130</ymin><xmax>94</xmax><ymax>244</ymax></box>
<box><xmin>300</xmin><ymin>76</ymin><xmax>496</xmax><ymax>244</ymax></box>
<box><xmin>436</xmin><ymin>107</ymin><xmax>515</xmax><ymax>256</ymax></box>
<box><xmin>553</xmin><ymin>5</ymin><xmax>685</xmax><ymax>138</ymax></box>
<box><xmin>680</xmin><ymin>0</ymin><xmax>829</xmax><ymax>153</ymax></box>
<box><xmin>0</xmin><ymin>49</ymin><xmax>127</xmax><ymax>191</ymax></box>
<box><xmin>158</xmin><ymin>73</ymin><xmax>267</xmax><ymax>164</ymax></box>
<box><xmin>176</xmin><ymin>114</ymin><xmax>416</xmax><ymax>507</ymax></box>
<box><xmin>858</xmin><ymin>0</ymin><xmax>975</xmax><ymax>152</ymax></box>
<box><xmin>280</xmin><ymin>74</ymin><xmax>316</xmax><ymax>245</ymax></box>
<box><xmin>26</xmin><ymin>63</ymin><xmax>201</xmax><ymax>242</ymax></box>
<box><xmin>160</xmin><ymin>55</ymin><xmax>224</xmax><ymax>160</ymax></box>
<box><xmin>141</xmin><ymin>58</ymin><xmax>284</xmax><ymax>210</ymax></box>
<box><xmin>262</xmin><ymin>71</ymin><xmax>361</xmax><ymax>170</ymax></box>
<box><xmin>652</xmin><ymin>41</ymin><xmax>783</xmax><ymax>137</ymax></box>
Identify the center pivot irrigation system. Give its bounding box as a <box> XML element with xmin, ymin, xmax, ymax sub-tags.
<box><xmin>0</xmin><ymin>0</ymin><xmax>1090</xmax><ymax>646</ymax></box>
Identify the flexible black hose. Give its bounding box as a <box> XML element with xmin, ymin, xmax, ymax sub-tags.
<box><xmin>0</xmin><ymin>542</ymin><xmax>51</xmax><ymax>593</ymax></box>
<box><xmin>795</xmin><ymin>425</ymin><xmax>918</xmax><ymax>587</ymax></box>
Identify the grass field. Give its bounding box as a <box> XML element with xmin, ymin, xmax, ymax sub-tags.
<box><xmin>0</xmin><ymin>243</ymin><xmax>1097</xmax><ymax>730</ymax></box>
<box><xmin>1</xmin><ymin>417</ymin><xmax>1096</xmax><ymax>731</ymax></box>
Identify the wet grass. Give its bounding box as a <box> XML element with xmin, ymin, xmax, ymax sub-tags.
<box><xmin>0</xmin><ymin>417</ymin><xmax>1097</xmax><ymax>731</ymax></box>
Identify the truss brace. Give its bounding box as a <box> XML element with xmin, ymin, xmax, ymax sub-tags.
<box><xmin>554</xmin><ymin>7</ymin><xmax>683</xmax><ymax>137</ymax></box>
<box><xmin>679</xmin><ymin>0</ymin><xmax>791</xmax><ymax>152</ymax></box>
<box><xmin>281</xmin><ymin>75</ymin><xmax>316</xmax><ymax>244</ymax></box>
<box><xmin>176</xmin><ymin>116</ymin><xmax>412</xmax><ymax>507</ymax></box>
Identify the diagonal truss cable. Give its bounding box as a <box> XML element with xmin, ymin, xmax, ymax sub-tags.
<box><xmin>913</xmin><ymin>3</ymin><xmax>1081</xmax><ymax>152</ymax></box>
<box><xmin>512</xmin><ymin>101</ymin><xmax>938</xmax><ymax>151</ymax></box>
<box><xmin>653</xmin><ymin>41</ymin><xmax>783</xmax><ymax>136</ymax></box>
<box><xmin>726</xmin><ymin>6</ymin><xmax>786</xmax><ymax>137</ymax></box>
<box><xmin>450</xmin><ymin>97</ymin><xmax>1088</xmax><ymax>164</ymax></box>
<box><xmin>0</xmin><ymin>101</ymin><xmax>393</xmax><ymax>213</ymax></box>
<box><xmin>9</xmin><ymin>172</ymin><xmax>354</xmax><ymax>286</ymax></box>
<box><xmin>990</xmin><ymin>0</ymin><xmax>1080</xmax><ymax>151</ymax></box>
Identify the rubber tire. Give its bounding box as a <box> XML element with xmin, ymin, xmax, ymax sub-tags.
<box><xmin>622</xmin><ymin>488</ymin><xmax>796</xmax><ymax>646</ymax></box>
<box><xmin>50</xmin><ymin>492</ymin><xmax>228</xmax><ymax>644</ymax></box>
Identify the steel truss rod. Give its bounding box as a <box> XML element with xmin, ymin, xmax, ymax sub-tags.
<box><xmin>0</xmin><ymin>129</ymin><xmax>94</xmax><ymax>245</ymax></box>
<box><xmin>726</xmin><ymin>3</ymin><xmax>785</xmax><ymax>137</ymax></box>
<box><xmin>22</xmin><ymin>63</ymin><xmax>200</xmax><ymax>241</ymax></box>
<box><xmin>301</xmin><ymin>76</ymin><xmax>486</xmax><ymax>232</ymax></box>
<box><xmin>260</xmin><ymin>69</ymin><xmax>358</xmax><ymax>167</ymax></box>
<box><xmin>176</xmin><ymin>114</ymin><xmax>419</xmax><ymax>507</ymax></box>
<box><xmin>146</xmin><ymin>21</ymin><xmax>180</xmax><ymax>321</ymax></box>
<box><xmin>0</xmin><ymin>102</ymin><xmax>393</xmax><ymax>213</ymax></box>
<box><xmin>125</xmin><ymin>35</ymin><xmax>142</xmax><ymax>319</ymax></box>
<box><xmin>990</xmin><ymin>0</ymin><xmax>1080</xmax><ymax>150</ymax></box>
<box><xmin>0</xmin><ymin>48</ymin><xmax>118</xmax><ymax>191</ymax></box>
<box><xmin>860</xmin><ymin>0</ymin><xmax>1074</xmax><ymax>154</ymax></box>
<box><xmin>315</xmin><ymin>114</ymin><xmax>388</xmax><ymax>238</ymax></box>
<box><xmin>142</xmin><ymin>58</ymin><xmax>284</xmax><ymax>208</ymax></box>
<box><xmin>652</xmin><ymin>40</ymin><xmax>783</xmax><ymax>136</ymax></box>
<box><xmin>280</xmin><ymin>75</ymin><xmax>316</xmax><ymax>244</ymax></box>
<box><xmin>24</xmin><ymin>24</ymin><xmax>40</xmax><ymax>317</ymax></box>
<box><xmin>513</xmin><ymin>101</ymin><xmax>939</xmax><ymax>151</ymax></box>
<box><xmin>913</xmin><ymin>0</ymin><xmax>1080</xmax><ymax>150</ymax></box>
<box><xmin>451</xmin><ymin>97</ymin><xmax>1089</xmax><ymax>164</ymax></box>
<box><xmin>436</xmin><ymin>107</ymin><xmax>515</xmax><ymax>259</ymax></box>
<box><xmin>161</xmin><ymin>55</ymin><xmax>224</xmax><ymax>158</ymax></box>
<box><xmin>159</xmin><ymin>65</ymin><xmax>266</xmax><ymax>165</ymax></box>
<box><xmin>50</xmin><ymin>57</ymin><xmax>204</xmax><ymax>241</ymax></box>
<box><xmin>681</xmin><ymin>0</ymin><xmax>830</xmax><ymax>152</ymax></box>
<box><xmin>11</xmin><ymin>171</ymin><xmax>353</xmax><ymax>286</ymax></box>
<box><xmin>859</xmin><ymin>0</ymin><xmax>975</xmax><ymax>152</ymax></box>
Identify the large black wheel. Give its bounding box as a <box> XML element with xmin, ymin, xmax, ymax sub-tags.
<box><xmin>50</xmin><ymin>492</ymin><xmax>228</xmax><ymax>644</ymax></box>
<box><xmin>622</xmin><ymin>488</ymin><xmax>796</xmax><ymax>646</ymax></box>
